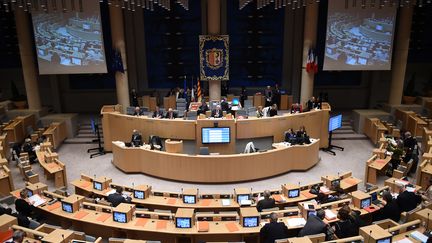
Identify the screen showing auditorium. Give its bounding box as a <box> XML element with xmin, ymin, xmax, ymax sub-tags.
<box><xmin>323</xmin><ymin>0</ymin><xmax>397</xmax><ymax>70</ymax></box>
<box><xmin>31</xmin><ymin>0</ymin><xmax>107</xmax><ymax>74</ymax></box>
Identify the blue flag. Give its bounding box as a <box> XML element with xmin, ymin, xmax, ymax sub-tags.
<box><xmin>111</xmin><ymin>49</ymin><xmax>124</xmax><ymax>73</ymax></box>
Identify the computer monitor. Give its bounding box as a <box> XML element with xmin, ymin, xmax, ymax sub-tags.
<box><xmin>232</xmin><ymin>98</ymin><xmax>239</xmax><ymax>106</ymax></box>
<box><xmin>183</xmin><ymin>195</ymin><xmax>196</xmax><ymax>204</ymax></box>
<box><xmin>113</xmin><ymin>211</ymin><xmax>127</xmax><ymax>223</ymax></box>
<box><xmin>93</xmin><ymin>181</ymin><xmax>103</xmax><ymax>191</ymax></box>
<box><xmin>288</xmin><ymin>189</ymin><xmax>300</xmax><ymax>198</ymax></box>
<box><xmin>329</xmin><ymin>114</ymin><xmax>342</xmax><ymax>132</ymax></box>
<box><xmin>27</xmin><ymin>190</ymin><xmax>33</xmax><ymax>197</ymax></box>
<box><xmin>202</xmin><ymin>127</ymin><xmax>230</xmax><ymax>144</ymax></box>
<box><xmin>331</xmin><ymin>179</ymin><xmax>341</xmax><ymax>189</ymax></box>
<box><xmin>370</xmin><ymin>192</ymin><xmax>377</xmax><ymax>201</ymax></box>
<box><xmin>243</xmin><ymin>216</ymin><xmax>259</xmax><ymax>227</ymax></box>
<box><xmin>62</xmin><ymin>202</ymin><xmax>73</xmax><ymax>213</ymax></box>
<box><xmin>237</xmin><ymin>194</ymin><xmax>250</xmax><ymax>204</ymax></box>
<box><xmin>134</xmin><ymin>190</ymin><xmax>145</xmax><ymax>199</ymax></box>
<box><xmin>307</xmin><ymin>211</ymin><xmax>317</xmax><ymax>218</ymax></box>
<box><xmin>377</xmin><ymin>237</ymin><xmax>392</xmax><ymax>243</ymax></box>
<box><xmin>360</xmin><ymin>198</ymin><xmax>371</xmax><ymax>209</ymax></box>
<box><xmin>175</xmin><ymin>217</ymin><xmax>192</xmax><ymax>228</ymax></box>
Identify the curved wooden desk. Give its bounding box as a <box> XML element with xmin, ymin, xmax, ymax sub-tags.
<box><xmin>112</xmin><ymin>139</ymin><xmax>320</xmax><ymax>183</ymax></box>
<box><xmin>101</xmin><ymin>104</ymin><xmax>330</xmax><ymax>153</ymax></box>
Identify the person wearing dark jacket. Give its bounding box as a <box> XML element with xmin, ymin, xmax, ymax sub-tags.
<box><xmin>130</xmin><ymin>89</ymin><xmax>139</xmax><ymax>107</ymax></box>
<box><xmin>396</xmin><ymin>184</ymin><xmax>422</xmax><ymax>212</ymax></box>
<box><xmin>260</xmin><ymin>212</ymin><xmax>289</xmax><ymax>243</ymax></box>
<box><xmin>107</xmin><ymin>187</ymin><xmax>131</xmax><ymax>207</ymax></box>
<box><xmin>376</xmin><ymin>191</ymin><xmax>401</xmax><ymax>222</ymax></box>
<box><xmin>15</xmin><ymin>189</ymin><xmax>33</xmax><ymax>217</ymax></box>
<box><xmin>269</xmin><ymin>104</ymin><xmax>278</xmax><ymax>117</ymax></box>
<box><xmin>256</xmin><ymin>190</ymin><xmax>276</xmax><ymax>212</ymax></box>
<box><xmin>130</xmin><ymin>130</ymin><xmax>142</xmax><ymax>147</ymax></box>
<box><xmin>299</xmin><ymin>209</ymin><xmax>327</xmax><ymax>237</ymax></box>
<box><xmin>333</xmin><ymin>206</ymin><xmax>358</xmax><ymax>239</ymax></box>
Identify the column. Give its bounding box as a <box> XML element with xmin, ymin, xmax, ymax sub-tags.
<box><xmin>207</xmin><ymin>0</ymin><xmax>221</xmax><ymax>101</ymax></box>
<box><xmin>15</xmin><ymin>9</ymin><xmax>42</xmax><ymax>110</ymax></box>
<box><xmin>109</xmin><ymin>6</ymin><xmax>130</xmax><ymax>112</ymax></box>
<box><xmin>299</xmin><ymin>2</ymin><xmax>318</xmax><ymax>105</ymax></box>
<box><xmin>388</xmin><ymin>7</ymin><xmax>413</xmax><ymax>105</ymax></box>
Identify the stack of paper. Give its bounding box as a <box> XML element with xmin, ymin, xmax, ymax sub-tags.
<box><xmin>29</xmin><ymin>194</ymin><xmax>46</xmax><ymax>207</ymax></box>
<box><xmin>286</xmin><ymin>217</ymin><xmax>306</xmax><ymax>227</ymax></box>
<box><xmin>325</xmin><ymin>209</ymin><xmax>337</xmax><ymax>220</ymax></box>
<box><xmin>222</xmin><ymin>199</ymin><xmax>231</xmax><ymax>206</ymax></box>
<box><xmin>320</xmin><ymin>187</ymin><xmax>330</xmax><ymax>193</ymax></box>
<box><xmin>410</xmin><ymin>231</ymin><xmax>428</xmax><ymax>243</ymax></box>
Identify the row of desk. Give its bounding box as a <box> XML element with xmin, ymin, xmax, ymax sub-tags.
<box><xmin>1</xmin><ymin>114</ymin><xmax>36</xmax><ymax>144</ymax></box>
<box><xmin>35</xmin><ymin>143</ymin><xmax>68</xmax><ymax>189</ymax></box>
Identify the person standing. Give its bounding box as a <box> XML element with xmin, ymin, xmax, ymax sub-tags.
<box><xmin>130</xmin><ymin>89</ymin><xmax>139</xmax><ymax>107</ymax></box>
<box><xmin>264</xmin><ymin>86</ymin><xmax>273</xmax><ymax>107</ymax></box>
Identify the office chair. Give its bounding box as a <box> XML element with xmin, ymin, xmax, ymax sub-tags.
<box><xmin>149</xmin><ymin>135</ymin><xmax>163</xmax><ymax>151</ymax></box>
<box><xmin>199</xmin><ymin>147</ymin><xmax>210</xmax><ymax>155</ymax></box>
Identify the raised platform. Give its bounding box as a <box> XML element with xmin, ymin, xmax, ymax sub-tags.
<box><xmin>352</xmin><ymin>109</ymin><xmax>391</xmax><ymax>133</ymax></box>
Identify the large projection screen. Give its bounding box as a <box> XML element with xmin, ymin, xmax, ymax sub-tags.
<box><xmin>32</xmin><ymin>0</ymin><xmax>107</xmax><ymax>74</ymax></box>
<box><xmin>323</xmin><ymin>1</ymin><xmax>397</xmax><ymax>71</ymax></box>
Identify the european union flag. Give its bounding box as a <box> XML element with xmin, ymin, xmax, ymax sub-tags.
<box><xmin>111</xmin><ymin>49</ymin><xmax>124</xmax><ymax>73</ymax></box>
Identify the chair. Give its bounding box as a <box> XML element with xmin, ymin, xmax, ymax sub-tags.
<box><xmin>186</xmin><ymin>110</ymin><xmax>197</xmax><ymax>120</ymax></box>
<box><xmin>247</xmin><ymin>107</ymin><xmax>257</xmax><ymax>117</ymax></box>
<box><xmin>235</xmin><ymin>109</ymin><xmax>247</xmax><ymax>118</ymax></box>
<box><xmin>243</xmin><ymin>99</ymin><xmax>253</xmax><ymax>109</ymax></box>
<box><xmin>126</xmin><ymin>106</ymin><xmax>136</xmax><ymax>115</ymax></box>
<box><xmin>199</xmin><ymin>147</ymin><xmax>209</xmax><ymax>155</ymax></box>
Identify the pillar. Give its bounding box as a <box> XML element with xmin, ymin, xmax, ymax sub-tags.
<box><xmin>15</xmin><ymin>9</ymin><xmax>42</xmax><ymax>110</ymax></box>
<box><xmin>109</xmin><ymin>6</ymin><xmax>130</xmax><ymax>112</ymax></box>
<box><xmin>207</xmin><ymin>0</ymin><xmax>221</xmax><ymax>101</ymax></box>
<box><xmin>388</xmin><ymin>7</ymin><xmax>413</xmax><ymax>105</ymax></box>
<box><xmin>299</xmin><ymin>3</ymin><xmax>318</xmax><ymax>105</ymax></box>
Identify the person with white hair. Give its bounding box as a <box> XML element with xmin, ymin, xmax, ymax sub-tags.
<box><xmin>256</xmin><ymin>190</ymin><xmax>276</xmax><ymax>212</ymax></box>
<box><xmin>396</xmin><ymin>183</ymin><xmax>422</xmax><ymax>212</ymax></box>
<box><xmin>260</xmin><ymin>212</ymin><xmax>289</xmax><ymax>243</ymax></box>
<box><xmin>211</xmin><ymin>105</ymin><xmax>223</xmax><ymax>118</ymax></box>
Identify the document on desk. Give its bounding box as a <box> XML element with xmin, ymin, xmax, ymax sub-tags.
<box><xmin>395</xmin><ymin>238</ymin><xmax>413</xmax><ymax>243</ymax></box>
<box><xmin>286</xmin><ymin>217</ymin><xmax>306</xmax><ymax>227</ymax></box>
<box><xmin>29</xmin><ymin>194</ymin><xmax>46</xmax><ymax>207</ymax></box>
<box><xmin>105</xmin><ymin>189</ymin><xmax>116</xmax><ymax>196</ymax></box>
<box><xmin>222</xmin><ymin>199</ymin><xmax>231</xmax><ymax>206</ymax></box>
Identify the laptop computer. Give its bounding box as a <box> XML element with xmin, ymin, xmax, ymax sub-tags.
<box><xmin>370</xmin><ymin>192</ymin><xmax>382</xmax><ymax>206</ymax></box>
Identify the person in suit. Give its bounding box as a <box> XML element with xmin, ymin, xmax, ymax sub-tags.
<box><xmin>22</xmin><ymin>138</ymin><xmax>37</xmax><ymax>164</ymax></box>
<box><xmin>396</xmin><ymin>184</ymin><xmax>422</xmax><ymax>212</ymax></box>
<box><xmin>107</xmin><ymin>187</ymin><xmax>131</xmax><ymax>207</ymax></box>
<box><xmin>152</xmin><ymin>106</ymin><xmax>163</xmax><ymax>119</ymax></box>
<box><xmin>333</xmin><ymin>205</ymin><xmax>358</xmax><ymax>239</ymax></box>
<box><xmin>376</xmin><ymin>191</ymin><xmax>401</xmax><ymax>222</ymax></box>
<box><xmin>15</xmin><ymin>189</ymin><xmax>34</xmax><ymax>217</ymax></box>
<box><xmin>133</xmin><ymin>107</ymin><xmax>143</xmax><ymax>116</ymax></box>
<box><xmin>165</xmin><ymin>108</ymin><xmax>177</xmax><ymax>119</ymax></box>
<box><xmin>284</xmin><ymin>128</ymin><xmax>297</xmax><ymax>143</ymax></box>
<box><xmin>211</xmin><ymin>105</ymin><xmax>223</xmax><ymax>118</ymax></box>
<box><xmin>198</xmin><ymin>100</ymin><xmax>209</xmax><ymax>116</ymax></box>
<box><xmin>272</xmin><ymin>83</ymin><xmax>281</xmax><ymax>107</ymax></box>
<box><xmin>131</xmin><ymin>130</ymin><xmax>142</xmax><ymax>147</ymax></box>
<box><xmin>264</xmin><ymin>86</ymin><xmax>273</xmax><ymax>107</ymax></box>
<box><xmin>130</xmin><ymin>89</ymin><xmax>139</xmax><ymax>107</ymax></box>
<box><xmin>11</xmin><ymin>230</ymin><xmax>26</xmax><ymax>243</ymax></box>
<box><xmin>240</xmin><ymin>86</ymin><xmax>248</xmax><ymax>107</ymax></box>
<box><xmin>291</xmin><ymin>103</ymin><xmax>303</xmax><ymax>113</ymax></box>
<box><xmin>256</xmin><ymin>190</ymin><xmax>276</xmax><ymax>212</ymax></box>
<box><xmin>220</xmin><ymin>98</ymin><xmax>230</xmax><ymax>113</ymax></box>
<box><xmin>307</xmin><ymin>96</ymin><xmax>317</xmax><ymax>111</ymax></box>
<box><xmin>269</xmin><ymin>104</ymin><xmax>278</xmax><ymax>117</ymax></box>
<box><xmin>298</xmin><ymin>209</ymin><xmax>327</xmax><ymax>237</ymax></box>
<box><xmin>260</xmin><ymin>212</ymin><xmax>289</xmax><ymax>243</ymax></box>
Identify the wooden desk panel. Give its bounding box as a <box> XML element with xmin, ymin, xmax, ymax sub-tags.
<box><xmin>101</xmin><ymin>105</ymin><xmax>330</xmax><ymax>152</ymax></box>
<box><xmin>112</xmin><ymin>139</ymin><xmax>320</xmax><ymax>183</ymax></box>
<box><xmin>4</xmin><ymin>120</ymin><xmax>24</xmax><ymax>144</ymax></box>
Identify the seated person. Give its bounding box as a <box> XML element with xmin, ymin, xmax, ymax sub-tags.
<box><xmin>15</xmin><ymin>189</ymin><xmax>34</xmax><ymax>218</ymax></box>
<box><xmin>11</xmin><ymin>230</ymin><xmax>26</xmax><ymax>243</ymax></box>
<box><xmin>220</xmin><ymin>98</ymin><xmax>230</xmax><ymax>112</ymax></box>
<box><xmin>211</xmin><ymin>105</ymin><xmax>223</xmax><ymax>118</ymax></box>
<box><xmin>296</xmin><ymin>126</ymin><xmax>311</xmax><ymax>144</ymax></box>
<box><xmin>107</xmin><ymin>187</ymin><xmax>131</xmax><ymax>207</ymax></box>
<box><xmin>149</xmin><ymin>135</ymin><xmax>163</xmax><ymax>151</ymax></box>
<box><xmin>197</xmin><ymin>99</ymin><xmax>209</xmax><ymax>115</ymax></box>
<box><xmin>422</xmin><ymin>178</ymin><xmax>432</xmax><ymax>203</ymax></box>
<box><xmin>256</xmin><ymin>190</ymin><xmax>276</xmax><ymax>212</ymax></box>
<box><xmin>256</xmin><ymin>106</ymin><xmax>264</xmax><ymax>118</ymax></box>
<box><xmin>22</xmin><ymin>138</ymin><xmax>37</xmax><ymax>164</ymax></box>
<box><xmin>152</xmin><ymin>106</ymin><xmax>163</xmax><ymax>118</ymax></box>
<box><xmin>284</xmin><ymin>128</ymin><xmax>296</xmax><ymax>143</ymax></box>
<box><xmin>396</xmin><ymin>184</ymin><xmax>422</xmax><ymax>212</ymax></box>
<box><xmin>260</xmin><ymin>212</ymin><xmax>289</xmax><ymax>243</ymax></box>
<box><xmin>291</xmin><ymin>103</ymin><xmax>302</xmax><ymax>113</ymax></box>
<box><xmin>130</xmin><ymin>130</ymin><xmax>143</xmax><ymax>147</ymax></box>
<box><xmin>307</xmin><ymin>96</ymin><xmax>317</xmax><ymax>111</ymax></box>
<box><xmin>298</xmin><ymin>209</ymin><xmax>327</xmax><ymax>237</ymax></box>
<box><xmin>333</xmin><ymin>205</ymin><xmax>359</xmax><ymax>239</ymax></box>
<box><xmin>133</xmin><ymin>106</ymin><xmax>143</xmax><ymax>116</ymax></box>
<box><xmin>165</xmin><ymin>108</ymin><xmax>177</xmax><ymax>119</ymax></box>
<box><xmin>269</xmin><ymin>104</ymin><xmax>278</xmax><ymax>117</ymax></box>
<box><xmin>375</xmin><ymin>191</ymin><xmax>401</xmax><ymax>222</ymax></box>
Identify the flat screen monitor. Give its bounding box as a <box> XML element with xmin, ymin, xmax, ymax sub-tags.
<box><xmin>134</xmin><ymin>190</ymin><xmax>145</xmax><ymax>199</ymax></box>
<box><xmin>232</xmin><ymin>98</ymin><xmax>239</xmax><ymax>106</ymax></box>
<box><xmin>329</xmin><ymin>114</ymin><xmax>342</xmax><ymax>132</ymax></box>
<box><xmin>331</xmin><ymin>179</ymin><xmax>341</xmax><ymax>188</ymax></box>
<box><xmin>370</xmin><ymin>192</ymin><xmax>377</xmax><ymax>201</ymax></box>
<box><xmin>176</xmin><ymin>217</ymin><xmax>191</xmax><ymax>228</ymax></box>
<box><xmin>62</xmin><ymin>202</ymin><xmax>73</xmax><ymax>213</ymax></box>
<box><xmin>237</xmin><ymin>194</ymin><xmax>250</xmax><ymax>204</ymax></box>
<box><xmin>183</xmin><ymin>195</ymin><xmax>196</xmax><ymax>204</ymax></box>
<box><xmin>202</xmin><ymin>127</ymin><xmax>230</xmax><ymax>144</ymax></box>
<box><xmin>288</xmin><ymin>189</ymin><xmax>300</xmax><ymax>198</ymax></box>
<box><xmin>113</xmin><ymin>211</ymin><xmax>127</xmax><ymax>223</ymax></box>
<box><xmin>27</xmin><ymin>190</ymin><xmax>33</xmax><ymax>197</ymax></box>
<box><xmin>243</xmin><ymin>216</ymin><xmax>259</xmax><ymax>227</ymax></box>
<box><xmin>361</xmin><ymin>198</ymin><xmax>371</xmax><ymax>209</ymax></box>
<box><xmin>377</xmin><ymin>237</ymin><xmax>392</xmax><ymax>243</ymax></box>
<box><xmin>93</xmin><ymin>181</ymin><xmax>103</xmax><ymax>191</ymax></box>
<box><xmin>307</xmin><ymin>211</ymin><xmax>317</xmax><ymax>218</ymax></box>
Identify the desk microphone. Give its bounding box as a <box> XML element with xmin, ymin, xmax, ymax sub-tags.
<box><xmin>426</xmin><ymin>212</ymin><xmax>430</xmax><ymax>235</ymax></box>
<box><xmin>61</xmin><ymin>234</ymin><xmax>65</xmax><ymax>243</ymax></box>
<box><xmin>368</xmin><ymin>230</ymin><xmax>372</xmax><ymax>243</ymax></box>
